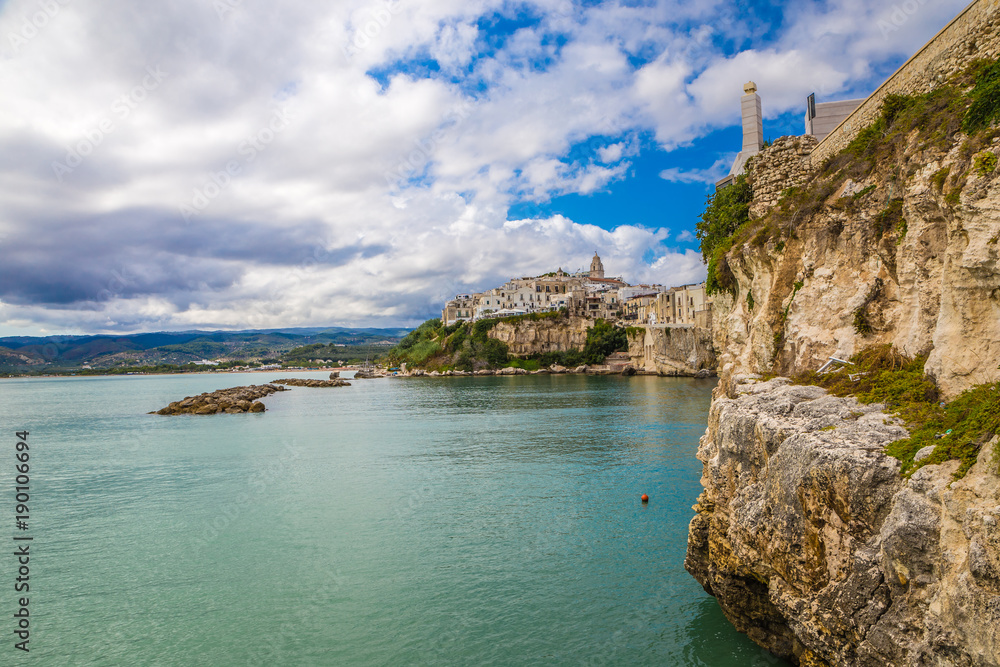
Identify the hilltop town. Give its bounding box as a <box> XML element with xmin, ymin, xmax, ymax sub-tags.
<box><xmin>441</xmin><ymin>253</ymin><xmax>711</xmax><ymax>329</ymax></box>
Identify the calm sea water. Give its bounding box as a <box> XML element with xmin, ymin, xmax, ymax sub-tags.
<box><xmin>0</xmin><ymin>372</ymin><xmax>784</xmax><ymax>666</ymax></box>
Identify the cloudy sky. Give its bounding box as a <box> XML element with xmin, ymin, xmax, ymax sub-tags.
<box><xmin>0</xmin><ymin>0</ymin><xmax>971</xmax><ymax>334</ymax></box>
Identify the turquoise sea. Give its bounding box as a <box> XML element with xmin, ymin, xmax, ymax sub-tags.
<box><xmin>0</xmin><ymin>372</ymin><xmax>786</xmax><ymax>665</ymax></box>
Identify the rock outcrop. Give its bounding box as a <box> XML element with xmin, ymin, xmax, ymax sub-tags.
<box><xmin>714</xmin><ymin>134</ymin><xmax>1000</xmax><ymax>400</ymax></box>
<box><xmin>152</xmin><ymin>384</ymin><xmax>287</xmax><ymax>415</ymax></box>
<box><xmin>627</xmin><ymin>325</ymin><xmax>717</xmax><ymax>377</ymax></box>
<box><xmin>271</xmin><ymin>378</ymin><xmax>351</xmax><ymax>388</ymax></box>
<box><xmin>686</xmin><ymin>376</ymin><xmax>1000</xmax><ymax>666</ymax></box>
<box><xmin>487</xmin><ymin>316</ymin><xmax>590</xmax><ymax>356</ymax></box>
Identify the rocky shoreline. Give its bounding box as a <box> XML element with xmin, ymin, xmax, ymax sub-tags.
<box><xmin>402</xmin><ymin>364</ymin><xmax>715</xmax><ymax>378</ymax></box>
<box><xmin>151</xmin><ymin>384</ymin><xmax>289</xmax><ymax>415</ymax></box>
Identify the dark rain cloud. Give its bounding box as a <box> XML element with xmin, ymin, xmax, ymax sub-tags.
<box><xmin>0</xmin><ymin>208</ymin><xmax>388</xmax><ymax>306</ymax></box>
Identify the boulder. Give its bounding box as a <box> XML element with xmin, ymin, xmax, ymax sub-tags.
<box><xmin>549</xmin><ymin>365</ymin><xmax>568</xmax><ymax>374</ymax></box>
<box><xmin>329</xmin><ymin>371</ymin><xmax>340</xmax><ymax>379</ymax></box>
<box><xmin>572</xmin><ymin>365</ymin><xmax>588</xmax><ymax>374</ymax></box>
<box><xmin>151</xmin><ymin>384</ymin><xmax>287</xmax><ymax>415</ymax></box>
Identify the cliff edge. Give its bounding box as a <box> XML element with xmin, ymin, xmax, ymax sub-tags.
<box><xmin>686</xmin><ymin>376</ymin><xmax>999</xmax><ymax>666</ymax></box>
<box><xmin>686</xmin><ymin>5</ymin><xmax>1000</xmax><ymax>664</ymax></box>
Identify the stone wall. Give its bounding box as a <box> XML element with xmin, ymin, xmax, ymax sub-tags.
<box><xmin>747</xmin><ymin>135</ymin><xmax>818</xmax><ymax>219</ymax></box>
<box><xmin>811</xmin><ymin>0</ymin><xmax>1000</xmax><ymax>165</ymax></box>
<box><xmin>626</xmin><ymin>325</ymin><xmax>716</xmax><ymax>376</ymax></box>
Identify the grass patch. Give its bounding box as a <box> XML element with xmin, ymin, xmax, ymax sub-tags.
<box><xmin>962</xmin><ymin>59</ymin><xmax>1000</xmax><ymax>134</ymax></box>
<box><xmin>975</xmin><ymin>151</ymin><xmax>998</xmax><ymax>177</ymax></box>
<box><xmin>945</xmin><ymin>183</ymin><xmax>964</xmax><ymax>206</ymax></box>
<box><xmin>795</xmin><ymin>346</ymin><xmax>998</xmax><ymax>478</ymax></box>
<box><xmin>853</xmin><ymin>184</ymin><xmax>876</xmax><ymax>200</ymax></box>
<box><xmin>931</xmin><ymin>166</ymin><xmax>951</xmax><ymax>191</ymax></box>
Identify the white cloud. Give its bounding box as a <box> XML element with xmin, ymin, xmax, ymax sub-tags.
<box><xmin>659</xmin><ymin>156</ymin><xmax>734</xmax><ymax>185</ymax></box>
<box><xmin>0</xmin><ymin>0</ymin><xmax>976</xmax><ymax>333</ymax></box>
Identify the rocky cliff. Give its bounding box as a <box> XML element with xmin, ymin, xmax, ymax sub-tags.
<box><xmin>686</xmin><ymin>376</ymin><xmax>1000</xmax><ymax>666</ymax></box>
<box><xmin>686</xmin><ymin>16</ymin><xmax>1000</xmax><ymax>664</ymax></box>
<box><xmin>714</xmin><ymin>132</ymin><xmax>1000</xmax><ymax>400</ymax></box>
<box><xmin>487</xmin><ymin>315</ymin><xmax>590</xmax><ymax>356</ymax></box>
<box><xmin>626</xmin><ymin>325</ymin><xmax>717</xmax><ymax>376</ymax></box>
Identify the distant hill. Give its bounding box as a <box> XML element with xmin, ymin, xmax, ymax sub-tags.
<box><xmin>0</xmin><ymin>327</ymin><xmax>410</xmax><ymax>373</ymax></box>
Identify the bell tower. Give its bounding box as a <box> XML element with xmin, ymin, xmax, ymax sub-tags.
<box><xmin>589</xmin><ymin>252</ymin><xmax>605</xmax><ymax>279</ymax></box>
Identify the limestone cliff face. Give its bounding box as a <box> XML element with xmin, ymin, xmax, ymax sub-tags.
<box><xmin>688</xmin><ymin>7</ymin><xmax>1000</xmax><ymax>661</ymax></box>
<box><xmin>626</xmin><ymin>325</ymin><xmax>716</xmax><ymax>376</ymax></box>
<box><xmin>716</xmin><ymin>137</ymin><xmax>1000</xmax><ymax>399</ymax></box>
<box><xmin>487</xmin><ymin>316</ymin><xmax>589</xmax><ymax>356</ymax></box>
<box><xmin>686</xmin><ymin>376</ymin><xmax>1000</xmax><ymax>666</ymax></box>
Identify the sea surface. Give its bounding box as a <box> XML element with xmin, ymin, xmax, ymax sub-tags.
<box><xmin>0</xmin><ymin>372</ymin><xmax>787</xmax><ymax>666</ymax></box>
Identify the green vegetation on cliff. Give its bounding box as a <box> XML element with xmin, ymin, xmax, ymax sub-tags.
<box><xmin>384</xmin><ymin>313</ymin><xmax>628</xmax><ymax>371</ymax></box>
<box><xmin>796</xmin><ymin>346</ymin><xmax>999</xmax><ymax>478</ymax></box>
<box><xmin>698</xmin><ymin>57</ymin><xmax>1000</xmax><ymax>296</ymax></box>
<box><xmin>696</xmin><ymin>174</ymin><xmax>751</xmax><ymax>296</ymax></box>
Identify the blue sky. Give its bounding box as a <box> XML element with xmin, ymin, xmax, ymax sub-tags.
<box><xmin>0</xmin><ymin>0</ymin><xmax>974</xmax><ymax>334</ymax></box>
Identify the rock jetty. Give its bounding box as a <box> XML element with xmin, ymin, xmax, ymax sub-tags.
<box><xmin>271</xmin><ymin>378</ymin><xmax>351</xmax><ymax>388</ymax></box>
<box><xmin>151</xmin><ymin>384</ymin><xmax>287</xmax><ymax>415</ymax></box>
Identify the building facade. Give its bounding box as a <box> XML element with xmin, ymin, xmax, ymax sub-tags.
<box><xmin>441</xmin><ymin>254</ymin><xmax>710</xmax><ymax>327</ymax></box>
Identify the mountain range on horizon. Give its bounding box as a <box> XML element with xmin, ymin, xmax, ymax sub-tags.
<box><xmin>0</xmin><ymin>326</ymin><xmax>412</xmax><ymax>373</ymax></box>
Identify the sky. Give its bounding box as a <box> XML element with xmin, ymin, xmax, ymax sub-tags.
<box><xmin>0</xmin><ymin>0</ymin><xmax>974</xmax><ymax>335</ymax></box>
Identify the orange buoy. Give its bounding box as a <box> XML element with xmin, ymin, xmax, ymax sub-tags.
<box><xmin>641</xmin><ymin>494</ymin><xmax>649</xmax><ymax>503</ymax></box>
